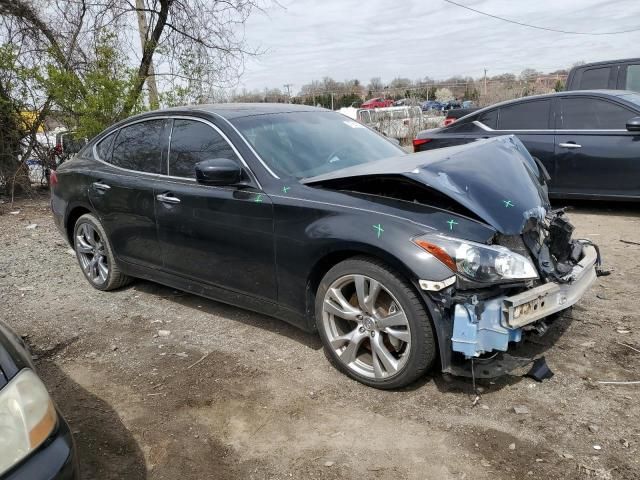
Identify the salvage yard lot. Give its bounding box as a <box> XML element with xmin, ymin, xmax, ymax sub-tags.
<box><xmin>1</xmin><ymin>192</ymin><xmax>639</xmax><ymax>480</ymax></box>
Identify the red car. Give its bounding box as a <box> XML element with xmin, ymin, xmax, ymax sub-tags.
<box><xmin>361</xmin><ymin>97</ymin><xmax>394</xmax><ymax>109</ymax></box>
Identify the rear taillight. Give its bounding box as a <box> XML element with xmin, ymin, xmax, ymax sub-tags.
<box><xmin>443</xmin><ymin>117</ymin><xmax>455</xmax><ymax>126</ymax></box>
<box><xmin>412</xmin><ymin>138</ymin><xmax>432</xmax><ymax>152</ymax></box>
<box><xmin>49</xmin><ymin>170</ymin><xmax>58</xmax><ymax>187</ymax></box>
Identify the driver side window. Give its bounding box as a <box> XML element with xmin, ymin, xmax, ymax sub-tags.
<box><xmin>169</xmin><ymin>119</ymin><xmax>239</xmax><ymax>178</ymax></box>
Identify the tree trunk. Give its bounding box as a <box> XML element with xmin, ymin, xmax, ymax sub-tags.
<box><xmin>122</xmin><ymin>0</ymin><xmax>171</xmax><ymax>115</ymax></box>
<box><xmin>135</xmin><ymin>0</ymin><xmax>160</xmax><ymax>110</ymax></box>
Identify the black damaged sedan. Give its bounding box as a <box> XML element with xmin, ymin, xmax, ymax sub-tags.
<box><xmin>0</xmin><ymin>321</ymin><xmax>78</xmax><ymax>479</ymax></box>
<box><xmin>51</xmin><ymin>104</ymin><xmax>599</xmax><ymax>389</ymax></box>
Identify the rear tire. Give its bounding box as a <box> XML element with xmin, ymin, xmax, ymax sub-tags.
<box><xmin>315</xmin><ymin>256</ymin><xmax>436</xmax><ymax>389</ymax></box>
<box><xmin>73</xmin><ymin>213</ymin><xmax>132</xmax><ymax>291</ymax></box>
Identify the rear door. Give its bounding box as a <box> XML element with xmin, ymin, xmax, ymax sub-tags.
<box><xmin>573</xmin><ymin>65</ymin><xmax>617</xmax><ymax>90</ymax></box>
<box><xmin>620</xmin><ymin>63</ymin><xmax>640</xmax><ymax>92</ymax></box>
<box><xmin>88</xmin><ymin>118</ymin><xmax>168</xmax><ymax>268</ymax></box>
<box><xmin>154</xmin><ymin>117</ymin><xmax>277</xmax><ymax>305</ymax></box>
<box><xmin>493</xmin><ymin>98</ymin><xmax>557</xmax><ymax>179</ymax></box>
<box><xmin>554</xmin><ymin>96</ymin><xmax>640</xmax><ymax>197</ymax></box>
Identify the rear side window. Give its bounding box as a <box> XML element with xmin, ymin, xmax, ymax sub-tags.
<box><xmin>498</xmin><ymin>100</ymin><xmax>550</xmax><ymax>130</ymax></box>
<box><xmin>561</xmin><ymin>97</ymin><xmax>634</xmax><ymax>129</ymax></box>
<box><xmin>95</xmin><ymin>133</ymin><xmax>115</xmax><ymax>162</ymax></box>
<box><xmin>579</xmin><ymin>67</ymin><xmax>611</xmax><ymax>89</ymax></box>
<box><xmin>169</xmin><ymin>119</ymin><xmax>239</xmax><ymax>178</ymax></box>
<box><xmin>111</xmin><ymin>120</ymin><xmax>165</xmax><ymax>174</ymax></box>
<box><xmin>625</xmin><ymin>65</ymin><xmax>640</xmax><ymax>92</ymax></box>
<box><xmin>478</xmin><ymin>109</ymin><xmax>498</xmax><ymax>129</ymax></box>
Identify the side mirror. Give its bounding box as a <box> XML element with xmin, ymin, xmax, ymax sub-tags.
<box><xmin>626</xmin><ymin>116</ymin><xmax>640</xmax><ymax>132</ymax></box>
<box><xmin>195</xmin><ymin>158</ymin><xmax>242</xmax><ymax>185</ymax></box>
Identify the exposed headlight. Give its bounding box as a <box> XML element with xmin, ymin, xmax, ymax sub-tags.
<box><xmin>0</xmin><ymin>369</ymin><xmax>57</xmax><ymax>476</ymax></box>
<box><xmin>414</xmin><ymin>234</ymin><xmax>538</xmax><ymax>283</ymax></box>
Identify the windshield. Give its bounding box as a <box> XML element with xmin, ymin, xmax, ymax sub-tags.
<box><xmin>231</xmin><ymin>111</ymin><xmax>405</xmax><ymax>178</ymax></box>
<box><xmin>618</xmin><ymin>92</ymin><xmax>640</xmax><ymax>108</ymax></box>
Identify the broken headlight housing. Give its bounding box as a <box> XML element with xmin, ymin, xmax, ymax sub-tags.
<box><xmin>0</xmin><ymin>369</ymin><xmax>57</xmax><ymax>476</ymax></box>
<box><xmin>414</xmin><ymin>234</ymin><xmax>538</xmax><ymax>283</ymax></box>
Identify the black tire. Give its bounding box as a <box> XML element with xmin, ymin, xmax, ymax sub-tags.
<box><xmin>73</xmin><ymin>213</ymin><xmax>132</xmax><ymax>291</ymax></box>
<box><xmin>315</xmin><ymin>256</ymin><xmax>436</xmax><ymax>389</ymax></box>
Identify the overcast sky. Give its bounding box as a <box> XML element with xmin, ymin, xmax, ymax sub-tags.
<box><xmin>239</xmin><ymin>0</ymin><xmax>640</xmax><ymax>93</ymax></box>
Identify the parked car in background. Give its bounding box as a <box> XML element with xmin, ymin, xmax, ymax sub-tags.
<box><xmin>0</xmin><ymin>321</ymin><xmax>78</xmax><ymax>479</ymax></box>
<box><xmin>442</xmin><ymin>107</ymin><xmax>479</xmax><ymax>126</ymax></box>
<box><xmin>361</xmin><ymin>97</ymin><xmax>394</xmax><ymax>109</ymax></box>
<box><xmin>413</xmin><ymin>90</ymin><xmax>640</xmax><ymax>200</ymax></box>
<box><xmin>421</xmin><ymin>100</ymin><xmax>444</xmax><ymax>112</ymax></box>
<box><xmin>51</xmin><ymin>104</ymin><xmax>599</xmax><ymax>389</ymax></box>
<box><xmin>462</xmin><ymin>100</ymin><xmax>475</xmax><ymax>108</ymax></box>
<box><xmin>54</xmin><ymin>131</ymin><xmax>86</xmax><ymax>163</ymax></box>
<box><xmin>566</xmin><ymin>58</ymin><xmax>640</xmax><ymax>92</ymax></box>
<box><xmin>444</xmin><ymin>100</ymin><xmax>463</xmax><ymax>111</ymax></box>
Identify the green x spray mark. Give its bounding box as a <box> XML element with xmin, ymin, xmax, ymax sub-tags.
<box><xmin>254</xmin><ymin>193</ymin><xmax>263</xmax><ymax>203</ymax></box>
<box><xmin>372</xmin><ymin>223</ymin><xmax>384</xmax><ymax>238</ymax></box>
<box><xmin>503</xmin><ymin>200</ymin><xmax>515</xmax><ymax>208</ymax></box>
<box><xmin>282</xmin><ymin>186</ymin><xmax>290</xmax><ymax>194</ymax></box>
<box><xmin>447</xmin><ymin>219</ymin><xmax>458</xmax><ymax>230</ymax></box>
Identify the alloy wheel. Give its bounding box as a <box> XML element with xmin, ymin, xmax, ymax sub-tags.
<box><xmin>321</xmin><ymin>274</ymin><xmax>411</xmax><ymax>380</ymax></box>
<box><xmin>75</xmin><ymin>223</ymin><xmax>109</xmax><ymax>286</ymax></box>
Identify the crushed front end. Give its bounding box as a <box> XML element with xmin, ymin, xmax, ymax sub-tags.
<box><xmin>417</xmin><ymin>208</ymin><xmax>601</xmax><ymax>378</ymax></box>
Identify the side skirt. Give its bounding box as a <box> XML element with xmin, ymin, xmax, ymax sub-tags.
<box><xmin>118</xmin><ymin>260</ymin><xmax>312</xmax><ymax>332</ymax></box>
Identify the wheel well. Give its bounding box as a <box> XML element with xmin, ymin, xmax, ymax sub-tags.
<box><xmin>65</xmin><ymin>206</ymin><xmax>92</xmax><ymax>245</ymax></box>
<box><xmin>304</xmin><ymin>249</ymin><xmax>418</xmax><ymax>323</ymax></box>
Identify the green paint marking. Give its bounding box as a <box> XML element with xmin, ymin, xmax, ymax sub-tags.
<box><xmin>255</xmin><ymin>193</ymin><xmax>263</xmax><ymax>203</ymax></box>
<box><xmin>503</xmin><ymin>200</ymin><xmax>515</xmax><ymax>208</ymax></box>
<box><xmin>372</xmin><ymin>223</ymin><xmax>384</xmax><ymax>238</ymax></box>
<box><xmin>447</xmin><ymin>219</ymin><xmax>458</xmax><ymax>230</ymax></box>
<box><xmin>282</xmin><ymin>186</ymin><xmax>290</xmax><ymax>194</ymax></box>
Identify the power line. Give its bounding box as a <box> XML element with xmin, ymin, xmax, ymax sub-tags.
<box><xmin>443</xmin><ymin>0</ymin><xmax>640</xmax><ymax>35</ymax></box>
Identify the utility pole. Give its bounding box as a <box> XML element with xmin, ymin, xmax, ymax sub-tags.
<box><xmin>135</xmin><ymin>0</ymin><xmax>159</xmax><ymax>109</ymax></box>
<box><xmin>330</xmin><ymin>92</ymin><xmax>334</xmax><ymax>110</ymax></box>
<box><xmin>283</xmin><ymin>84</ymin><xmax>293</xmax><ymax>103</ymax></box>
<box><xmin>483</xmin><ymin>68</ymin><xmax>488</xmax><ymax>97</ymax></box>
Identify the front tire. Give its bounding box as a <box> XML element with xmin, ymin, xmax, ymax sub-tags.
<box><xmin>73</xmin><ymin>213</ymin><xmax>131</xmax><ymax>291</ymax></box>
<box><xmin>315</xmin><ymin>256</ymin><xmax>436</xmax><ymax>389</ymax></box>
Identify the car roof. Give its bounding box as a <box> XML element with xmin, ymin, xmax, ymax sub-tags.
<box><xmin>172</xmin><ymin>102</ymin><xmax>328</xmax><ymax>120</ymax></box>
<box><xmin>569</xmin><ymin>58</ymin><xmax>640</xmax><ymax>69</ymax></box>
<box><xmin>456</xmin><ymin>89</ymin><xmax>638</xmax><ymax>121</ymax></box>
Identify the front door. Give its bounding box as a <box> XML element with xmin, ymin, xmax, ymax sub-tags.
<box><xmin>154</xmin><ymin>118</ymin><xmax>277</xmax><ymax>305</ymax></box>
<box><xmin>554</xmin><ymin>96</ymin><xmax>640</xmax><ymax>197</ymax></box>
<box><xmin>88</xmin><ymin>118</ymin><xmax>168</xmax><ymax>268</ymax></box>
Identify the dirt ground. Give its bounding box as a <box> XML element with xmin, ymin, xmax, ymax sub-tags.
<box><xmin>0</xmin><ymin>190</ymin><xmax>639</xmax><ymax>480</ymax></box>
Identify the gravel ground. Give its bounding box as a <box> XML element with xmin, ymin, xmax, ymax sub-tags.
<box><xmin>0</xmin><ymin>191</ymin><xmax>639</xmax><ymax>480</ymax></box>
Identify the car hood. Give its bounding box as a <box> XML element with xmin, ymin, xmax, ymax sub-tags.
<box><xmin>302</xmin><ymin>136</ymin><xmax>550</xmax><ymax>235</ymax></box>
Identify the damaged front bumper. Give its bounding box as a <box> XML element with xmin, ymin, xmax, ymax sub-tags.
<box><xmin>449</xmin><ymin>245</ymin><xmax>597</xmax><ymax>359</ymax></box>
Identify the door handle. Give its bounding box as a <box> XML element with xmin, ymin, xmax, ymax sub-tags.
<box><xmin>92</xmin><ymin>181</ymin><xmax>111</xmax><ymax>191</ymax></box>
<box><xmin>156</xmin><ymin>193</ymin><xmax>181</xmax><ymax>204</ymax></box>
<box><xmin>558</xmin><ymin>142</ymin><xmax>582</xmax><ymax>149</ymax></box>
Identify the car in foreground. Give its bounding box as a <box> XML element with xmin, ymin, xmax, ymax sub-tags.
<box><xmin>413</xmin><ymin>90</ymin><xmax>640</xmax><ymax>200</ymax></box>
<box><xmin>361</xmin><ymin>97</ymin><xmax>394</xmax><ymax>109</ymax></box>
<box><xmin>51</xmin><ymin>104</ymin><xmax>599</xmax><ymax>389</ymax></box>
<box><xmin>0</xmin><ymin>321</ymin><xmax>78</xmax><ymax>479</ymax></box>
